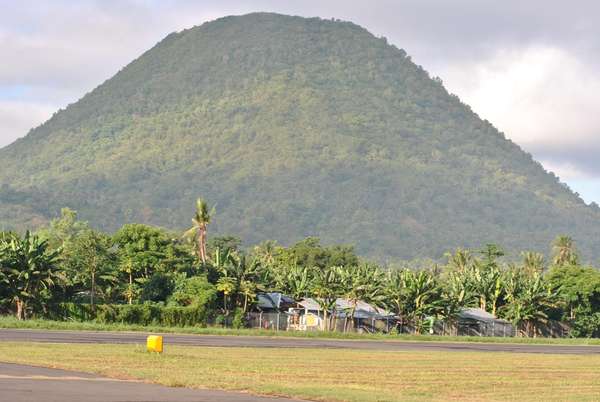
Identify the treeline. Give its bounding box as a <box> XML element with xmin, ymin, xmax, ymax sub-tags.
<box><xmin>1</xmin><ymin>201</ymin><xmax>600</xmax><ymax>337</ymax></box>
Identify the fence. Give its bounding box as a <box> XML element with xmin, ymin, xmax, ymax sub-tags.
<box><xmin>243</xmin><ymin>311</ymin><xmax>570</xmax><ymax>338</ymax></box>
<box><xmin>246</xmin><ymin>312</ymin><xmax>289</xmax><ymax>331</ymax></box>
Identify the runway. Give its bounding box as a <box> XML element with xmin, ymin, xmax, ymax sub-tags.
<box><xmin>0</xmin><ymin>362</ymin><xmax>299</xmax><ymax>402</ymax></box>
<box><xmin>1</xmin><ymin>328</ymin><xmax>598</xmax><ymax>354</ymax></box>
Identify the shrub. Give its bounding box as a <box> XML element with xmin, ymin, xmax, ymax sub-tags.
<box><xmin>47</xmin><ymin>302</ymin><xmax>211</xmax><ymax>327</ymax></box>
<box><xmin>168</xmin><ymin>275</ymin><xmax>217</xmax><ymax>308</ymax></box>
<box><xmin>140</xmin><ymin>273</ymin><xmax>175</xmax><ymax>303</ymax></box>
<box><xmin>232</xmin><ymin>308</ymin><xmax>245</xmax><ymax>329</ymax></box>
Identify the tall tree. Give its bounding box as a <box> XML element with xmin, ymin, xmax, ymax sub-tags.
<box><xmin>63</xmin><ymin>229</ymin><xmax>115</xmax><ymax>310</ymax></box>
<box><xmin>522</xmin><ymin>251</ymin><xmax>545</xmax><ymax>274</ymax></box>
<box><xmin>37</xmin><ymin>208</ymin><xmax>89</xmax><ymax>250</ymax></box>
<box><xmin>552</xmin><ymin>236</ymin><xmax>579</xmax><ymax>267</ymax></box>
<box><xmin>184</xmin><ymin>198</ymin><xmax>214</xmax><ymax>264</ymax></box>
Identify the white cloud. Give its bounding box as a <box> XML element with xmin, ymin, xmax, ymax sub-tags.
<box><xmin>436</xmin><ymin>45</ymin><xmax>600</xmax><ymax>203</ymax></box>
<box><xmin>540</xmin><ymin>160</ymin><xmax>590</xmax><ymax>181</ymax></box>
<box><xmin>0</xmin><ymin>100</ymin><xmax>55</xmax><ymax>147</ymax></box>
<box><xmin>440</xmin><ymin>46</ymin><xmax>600</xmax><ymax>149</ymax></box>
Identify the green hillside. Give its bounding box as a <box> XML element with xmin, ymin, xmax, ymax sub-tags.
<box><xmin>1</xmin><ymin>12</ymin><xmax>599</xmax><ymax>261</ymax></box>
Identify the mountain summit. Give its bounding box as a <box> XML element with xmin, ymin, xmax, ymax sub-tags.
<box><xmin>1</xmin><ymin>12</ymin><xmax>599</xmax><ymax>260</ymax></box>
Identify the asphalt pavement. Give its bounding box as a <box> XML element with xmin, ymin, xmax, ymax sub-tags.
<box><xmin>1</xmin><ymin>328</ymin><xmax>599</xmax><ymax>354</ymax></box>
<box><xmin>0</xmin><ymin>362</ymin><xmax>298</xmax><ymax>402</ymax></box>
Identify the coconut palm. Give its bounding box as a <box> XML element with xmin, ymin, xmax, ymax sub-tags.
<box><xmin>446</xmin><ymin>248</ymin><xmax>473</xmax><ymax>272</ymax></box>
<box><xmin>552</xmin><ymin>236</ymin><xmax>578</xmax><ymax>267</ymax></box>
<box><xmin>253</xmin><ymin>240</ymin><xmax>279</xmax><ymax>267</ymax></box>
<box><xmin>522</xmin><ymin>251</ymin><xmax>545</xmax><ymax>273</ymax></box>
<box><xmin>183</xmin><ymin>198</ymin><xmax>214</xmax><ymax>264</ymax></box>
<box><xmin>215</xmin><ymin>252</ymin><xmax>263</xmax><ymax>313</ymax></box>
<box><xmin>216</xmin><ymin>276</ymin><xmax>236</xmax><ymax>315</ymax></box>
<box><xmin>120</xmin><ymin>257</ymin><xmax>138</xmax><ymax>305</ymax></box>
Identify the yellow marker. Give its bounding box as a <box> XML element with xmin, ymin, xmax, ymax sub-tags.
<box><xmin>146</xmin><ymin>335</ymin><xmax>163</xmax><ymax>353</ymax></box>
<box><xmin>306</xmin><ymin>314</ymin><xmax>318</xmax><ymax>327</ymax></box>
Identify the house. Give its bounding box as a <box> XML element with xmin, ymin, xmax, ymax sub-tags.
<box><xmin>456</xmin><ymin>308</ymin><xmax>514</xmax><ymax>337</ymax></box>
<box><xmin>289</xmin><ymin>298</ymin><xmax>395</xmax><ymax>332</ymax></box>
<box><xmin>255</xmin><ymin>292</ymin><xmax>296</xmax><ymax>312</ymax></box>
<box><xmin>247</xmin><ymin>292</ymin><xmax>295</xmax><ymax>331</ymax></box>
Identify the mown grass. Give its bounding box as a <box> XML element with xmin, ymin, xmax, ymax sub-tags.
<box><xmin>1</xmin><ymin>341</ymin><xmax>600</xmax><ymax>401</ymax></box>
<box><xmin>1</xmin><ymin>315</ymin><xmax>600</xmax><ymax>346</ymax></box>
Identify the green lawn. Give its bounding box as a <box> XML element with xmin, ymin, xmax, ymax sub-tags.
<box><xmin>1</xmin><ymin>342</ymin><xmax>599</xmax><ymax>401</ymax></box>
<box><xmin>1</xmin><ymin>316</ymin><xmax>600</xmax><ymax>345</ymax></box>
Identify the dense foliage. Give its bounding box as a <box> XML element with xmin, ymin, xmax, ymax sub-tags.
<box><xmin>1</xmin><ymin>13</ymin><xmax>600</xmax><ymax>262</ymax></box>
<box><xmin>2</xmin><ymin>206</ymin><xmax>600</xmax><ymax>337</ymax></box>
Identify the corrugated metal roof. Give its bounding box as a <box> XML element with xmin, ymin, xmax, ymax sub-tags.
<box><xmin>459</xmin><ymin>308</ymin><xmax>509</xmax><ymax>323</ymax></box>
<box><xmin>256</xmin><ymin>292</ymin><xmax>295</xmax><ymax>310</ymax></box>
<box><xmin>298</xmin><ymin>298</ymin><xmax>393</xmax><ymax>319</ymax></box>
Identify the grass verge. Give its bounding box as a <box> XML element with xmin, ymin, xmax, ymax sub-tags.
<box><xmin>1</xmin><ymin>315</ymin><xmax>600</xmax><ymax>345</ymax></box>
<box><xmin>1</xmin><ymin>342</ymin><xmax>600</xmax><ymax>401</ymax></box>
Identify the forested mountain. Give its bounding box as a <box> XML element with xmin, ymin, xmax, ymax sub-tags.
<box><xmin>1</xmin><ymin>12</ymin><xmax>599</xmax><ymax>261</ymax></box>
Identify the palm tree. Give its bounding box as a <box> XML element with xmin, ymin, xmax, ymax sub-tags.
<box><xmin>121</xmin><ymin>257</ymin><xmax>137</xmax><ymax>305</ymax></box>
<box><xmin>253</xmin><ymin>240</ymin><xmax>279</xmax><ymax>267</ymax></box>
<box><xmin>552</xmin><ymin>236</ymin><xmax>578</xmax><ymax>267</ymax></box>
<box><xmin>215</xmin><ymin>252</ymin><xmax>263</xmax><ymax>314</ymax></box>
<box><xmin>183</xmin><ymin>198</ymin><xmax>214</xmax><ymax>264</ymax></box>
<box><xmin>522</xmin><ymin>251</ymin><xmax>545</xmax><ymax>274</ymax></box>
<box><xmin>0</xmin><ymin>231</ymin><xmax>63</xmax><ymax>320</ymax></box>
<box><xmin>216</xmin><ymin>276</ymin><xmax>236</xmax><ymax>315</ymax></box>
<box><xmin>446</xmin><ymin>248</ymin><xmax>473</xmax><ymax>273</ymax></box>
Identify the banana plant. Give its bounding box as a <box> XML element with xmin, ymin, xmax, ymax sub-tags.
<box><xmin>0</xmin><ymin>231</ymin><xmax>63</xmax><ymax>320</ymax></box>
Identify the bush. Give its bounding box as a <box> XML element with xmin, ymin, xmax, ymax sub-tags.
<box><xmin>140</xmin><ymin>273</ymin><xmax>174</xmax><ymax>302</ymax></box>
<box><xmin>168</xmin><ymin>275</ymin><xmax>217</xmax><ymax>308</ymax></box>
<box><xmin>570</xmin><ymin>313</ymin><xmax>600</xmax><ymax>338</ymax></box>
<box><xmin>47</xmin><ymin>302</ymin><xmax>211</xmax><ymax>327</ymax></box>
<box><xmin>232</xmin><ymin>308</ymin><xmax>245</xmax><ymax>329</ymax></box>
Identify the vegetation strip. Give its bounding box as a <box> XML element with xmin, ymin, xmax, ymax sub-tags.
<box><xmin>2</xmin><ymin>202</ymin><xmax>600</xmax><ymax>339</ymax></box>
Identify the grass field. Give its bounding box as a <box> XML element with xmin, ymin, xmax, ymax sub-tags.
<box><xmin>2</xmin><ymin>316</ymin><xmax>600</xmax><ymax>346</ymax></box>
<box><xmin>1</xmin><ymin>341</ymin><xmax>599</xmax><ymax>401</ymax></box>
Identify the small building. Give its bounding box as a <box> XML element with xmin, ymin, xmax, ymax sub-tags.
<box><xmin>457</xmin><ymin>308</ymin><xmax>514</xmax><ymax>337</ymax></box>
<box><xmin>290</xmin><ymin>298</ymin><xmax>395</xmax><ymax>332</ymax></box>
<box><xmin>247</xmin><ymin>292</ymin><xmax>295</xmax><ymax>331</ymax></box>
<box><xmin>255</xmin><ymin>292</ymin><xmax>296</xmax><ymax>312</ymax></box>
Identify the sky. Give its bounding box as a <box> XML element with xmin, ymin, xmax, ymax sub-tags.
<box><xmin>1</xmin><ymin>0</ymin><xmax>599</xmax><ymax>203</ymax></box>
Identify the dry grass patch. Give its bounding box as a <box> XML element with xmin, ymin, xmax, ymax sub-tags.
<box><xmin>0</xmin><ymin>342</ymin><xmax>599</xmax><ymax>401</ymax></box>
